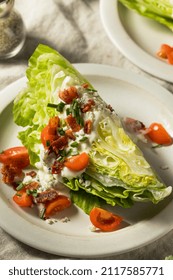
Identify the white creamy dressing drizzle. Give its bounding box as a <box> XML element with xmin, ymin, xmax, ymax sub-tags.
<box><xmin>33</xmin><ymin>76</ymin><xmax>108</xmax><ymax>191</ymax></box>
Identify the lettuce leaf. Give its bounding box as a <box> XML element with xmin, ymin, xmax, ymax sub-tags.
<box><xmin>63</xmin><ymin>115</ymin><xmax>172</xmax><ymax>208</ymax></box>
<box><xmin>13</xmin><ymin>44</ymin><xmax>92</xmax><ymax>165</ymax></box>
<box><xmin>13</xmin><ymin>44</ymin><xmax>172</xmax><ymax>212</ymax></box>
<box><xmin>118</xmin><ymin>0</ymin><xmax>173</xmax><ymax>31</ymax></box>
<box><xmin>70</xmin><ymin>188</ymin><xmax>104</xmax><ymax>215</ymax></box>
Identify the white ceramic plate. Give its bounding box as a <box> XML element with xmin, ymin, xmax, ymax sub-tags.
<box><xmin>0</xmin><ymin>64</ymin><xmax>173</xmax><ymax>258</ymax></box>
<box><xmin>100</xmin><ymin>0</ymin><xmax>173</xmax><ymax>82</ymax></box>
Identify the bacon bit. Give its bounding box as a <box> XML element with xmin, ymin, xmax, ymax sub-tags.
<box><xmin>82</xmin><ymin>83</ymin><xmax>89</xmax><ymax>88</ymax></box>
<box><xmin>84</xmin><ymin>120</ymin><xmax>92</xmax><ymax>134</ymax></box>
<box><xmin>35</xmin><ymin>189</ymin><xmax>59</xmax><ymax>203</ymax></box>
<box><xmin>81</xmin><ymin>99</ymin><xmax>95</xmax><ymax>113</ymax></box>
<box><xmin>26</xmin><ymin>170</ymin><xmax>37</xmax><ymax>178</ymax></box>
<box><xmin>47</xmin><ymin>116</ymin><xmax>60</xmax><ymax>135</ymax></box>
<box><xmin>59</xmin><ymin>86</ymin><xmax>78</xmax><ymax>104</ymax></box>
<box><xmin>106</xmin><ymin>104</ymin><xmax>114</xmax><ymax>112</ymax></box>
<box><xmin>1</xmin><ymin>164</ymin><xmax>23</xmax><ymax>185</ymax></box>
<box><xmin>51</xmin><ymin>160</ymin><xmax>64</xmax><ymax>174</ymax></box>
<box><xmin>51</xmin><ymin>136</ymin><xmax>68</xmax><ymax>154</ymax></box>
<box><xmin>124</xmin><ymin>117</ymin><xmax>145</xmax><ymax>133</ymax></box>
<box><xmin>66</xmin><ymin>114</ymin><xmax>81</xmax><ymax>132</ymax></box>
<box><xmin>25</xmin><ymin>181</ymin><xmax>39</xmax><ymax>190</ymax></box>
<box><xmin>65</xmin><ymin>129</ymin><xmax>76</xmax><ymax>140</ymax></box>
<box><xmin>49</xmin><ymin>116</ymin><xmax>60</xmax><ymax>128</ymax></box>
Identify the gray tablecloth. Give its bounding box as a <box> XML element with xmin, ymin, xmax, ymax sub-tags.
<box><xmin>0</xmin><ymin>0</ymin><xmax>173</xmax><ymax>260</ymax></box>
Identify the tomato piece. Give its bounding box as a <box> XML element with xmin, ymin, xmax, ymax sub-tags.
<box><xmin>157</xmin><ymin>44</ymin><xmax>173</xmax><ymax>59</ymax></box>
<box><xmin>41</xmin><ymin>117</ymin><xmax>60</xmax><ymax>148</ymax></box>
<box><xmin>0</xmin><ymin>146</ymin><xmax>30</xmax><ymax>169</ymax></box>
<box><xmin>64</xmin><ymin>152</ymin><xmax>89</xmax><ymax>171</ymax></box>
<box><xmin>13</xmin><ymin>189</ymin><xmax>33</xmax><ymax>207</ymax></box>
<box><xmin>146</xmin><ymin>123</ymin><xmax>172</xmax><ymax>145</ymax></box>
<box><xmin>41</xmin><ymin>125</ymin><xmax>57</xmax><ymax>148</ymax></box>
<box><xmin>167</xmin><ymin>51</ymin><xmax>173</xmax><ymax>65</ymax></box>
<box><xmin>90</xmin><ymin>207</ymin><xmax>122</xmax><ymax>232</ymax></box>
<box><xmin>45</xmin><ymin>195</ymin><xmax>71</xmax><ymax>218</ymax></box>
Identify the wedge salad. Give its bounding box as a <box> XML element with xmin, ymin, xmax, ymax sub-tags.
<box><xmin>118</xmin><ymin>0</ymin><xmax>173</xmax><ymax>31</ymax></box>
<box><xmin>0</xmin><ymin>44</ymin><xmax>172</xmax><ymax>232</ymax></box>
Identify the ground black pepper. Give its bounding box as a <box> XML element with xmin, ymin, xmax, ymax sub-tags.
<box><xmin>0</xmin><ymin>0</ymin><xmax>25</xmax><ymax>59</ymax></box>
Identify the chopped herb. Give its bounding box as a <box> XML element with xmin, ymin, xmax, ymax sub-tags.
<box><xmin>16</xmin><ymin>182</ymin><xmax>24</xmax><ymax>191</ymax></box>
<box><xmin>26</xmin><ymin>189</ymin><xmax>38</xmax><ymax>197</ymax></box>
<box><xmin>58</xmin><ymin>128</ymin><xmax>65</xmax><ymax>135</ymax></box>
<box><xmin>47</xmin><ymin>103</ymin><xmax>57</xmax><ymax>109</ymax></box>
<box><xmin>57</xmin><ymin>156</ymin><xmax>65</xmax><ymax>162</ymax></box>
<box><xmin>60</xmin><ymin>118</ymin><xmax>66</xmax><ymax>127</ymax></box>
<box><xmin>47</xmin><ymin>102</ymin><xmax>65</xmax><ymax>113</ymax></box>
<box><xmin>71</xmin><ymin>99</ymin><xmax>84</xmax><ymax>126</ymax></box>
<box><xmin>56</xmin><ymin>102</ymin><xmax>65</xmax><ymax>112</ymax></box>
<box><xmin>66</xmin><ymin>148</ymin><xmax>72</xmax><ymax>156</ymax></box>
<box><xmin>79</xmin><ymin>136</ymin><xmax>88</xmax><ymax>142</ymax></box>
<box><xmin>16</xmin><ymin>193</ymin><xmax>22</xmax><ymax>197</ymax></box>
<box><xmin>59</xmin><ymin>149</ymin><xmax>67</xmax><ymax>157</ymax></box>
<box><xmin>66</xmin><ymin>107</ymin><xmax>71</xmax><ymax>116</ymax></box>
<box><xmin>40</xmin><ymin>207</ymin><xmax>46</xmax><ymax>220</ymax></box>
<box><xmin>87</xmin><ymin>88</ymin><xmax>97</xmax><ymax>92</ymax></box>
<box><xmin>152</xmin><ymin>144</ymin><xmax>162</xmax><ymax>149</ymax></box>
<box><xmin>46</xmin><ymin>140</ymin><xmax>51</xmax><ymax>147</ymax></box>
<box><xmin>70</xmin><ymin>141</ymin><xmax>79</xmax><ymax>147</ymax></box>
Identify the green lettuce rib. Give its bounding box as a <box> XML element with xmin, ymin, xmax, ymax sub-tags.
<box><xmin>118</xmin><ymin>0</ymin><xmax>173</xmax><ymax>31</ymax></box>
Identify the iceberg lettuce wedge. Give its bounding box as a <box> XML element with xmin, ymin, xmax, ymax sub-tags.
<box><xmin>13</xmin><ymin>44</ymin><xmax>172</xmax><ymax>213</ymax></box>
<box><xmin>13</xmin><ymin>44</ymin><xmax>92</xmax><ymax>165</ymax></box>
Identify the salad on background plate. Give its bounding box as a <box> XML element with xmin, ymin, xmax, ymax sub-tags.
<box><xmin>118</xmin><ymin>0</ymin><xmax>173</xmax><ymax>31</ymax></box>
<box><xmin>0</xmin><ymin>44</ymin><xmax>172</xmax><ymax>233</ymax></box>
<box><xmin>100</xmin><ymin>0</ymin><xmax>173</xmax><ymax>82</ymax></box>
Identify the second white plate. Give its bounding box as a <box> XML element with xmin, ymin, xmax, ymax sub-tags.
<box><xmin>100</xmin><ymin>0</ymin><xmax>173</xmax><ymax>82</ymax></box>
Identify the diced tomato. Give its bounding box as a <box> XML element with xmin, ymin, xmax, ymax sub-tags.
<box><xmin>41</xmin><ymin>117</ymin><xmax>60</xmax><ymax>148</ymax></box>
<box><xmin>167</xmin><ymin>51</ymin><xmax>173</xmax><ymax>65</ymax></box>
<box><xmin>157</xmin><ymin>44</ymin><xmax>173</xmax><ymax>65</ymax></box>
<box><xmin>0</xmin><ymin>147</ymin><xmax>30</xmax><ymax>169</ymax></box>
<box><xmin>90</xmin><ymin>207</ymin><xmax>122</xmax><ymax>232</ymax></box>
<box><xmin>45</xmin><ymin>195</ymin><xmax>71</xmax><ymax>218</ymax></box>
<box><xmin>146</xmin><ymin>123</ymin><xmax>172</xmax><ymax>145</ymax></box>
<box><xmin>157</xmin><ymin>44</ymin><xmax>173</xmax><ymax>59</ymax></box>
<box><xmin>41</xmin><ymin>125</ymin><xmax>56</xmax><ymax>148</ymax></box>
<box><xmin>64</xmin><ymin>152</ymin><xmax>89</xmax><ymax>171</ymax></box>
<box><xmin>13</xmin><ymin>189</ymin><xmax>33</xmax><ymax>207</ymax></box>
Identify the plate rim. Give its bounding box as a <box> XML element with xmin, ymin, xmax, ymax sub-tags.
<box><xmin>100</xmin><ymin>0</ymin><xmax>173</xmax><ymax>83</ymax></box>
<box><xmin>0</xmin><ymin>63</ymin><xmax>173</xmax><ymax>258</ymax></box>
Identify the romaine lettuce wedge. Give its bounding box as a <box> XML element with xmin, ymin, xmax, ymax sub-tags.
<box><xmin>118</xmin><ymin>0</ymin><xmax>173</xmax><ymax>31</ymax></box>
<box><xmin>13</xmin><ymin>44</ymin><xmax>172</xmax><ymax>212</ymax></box>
